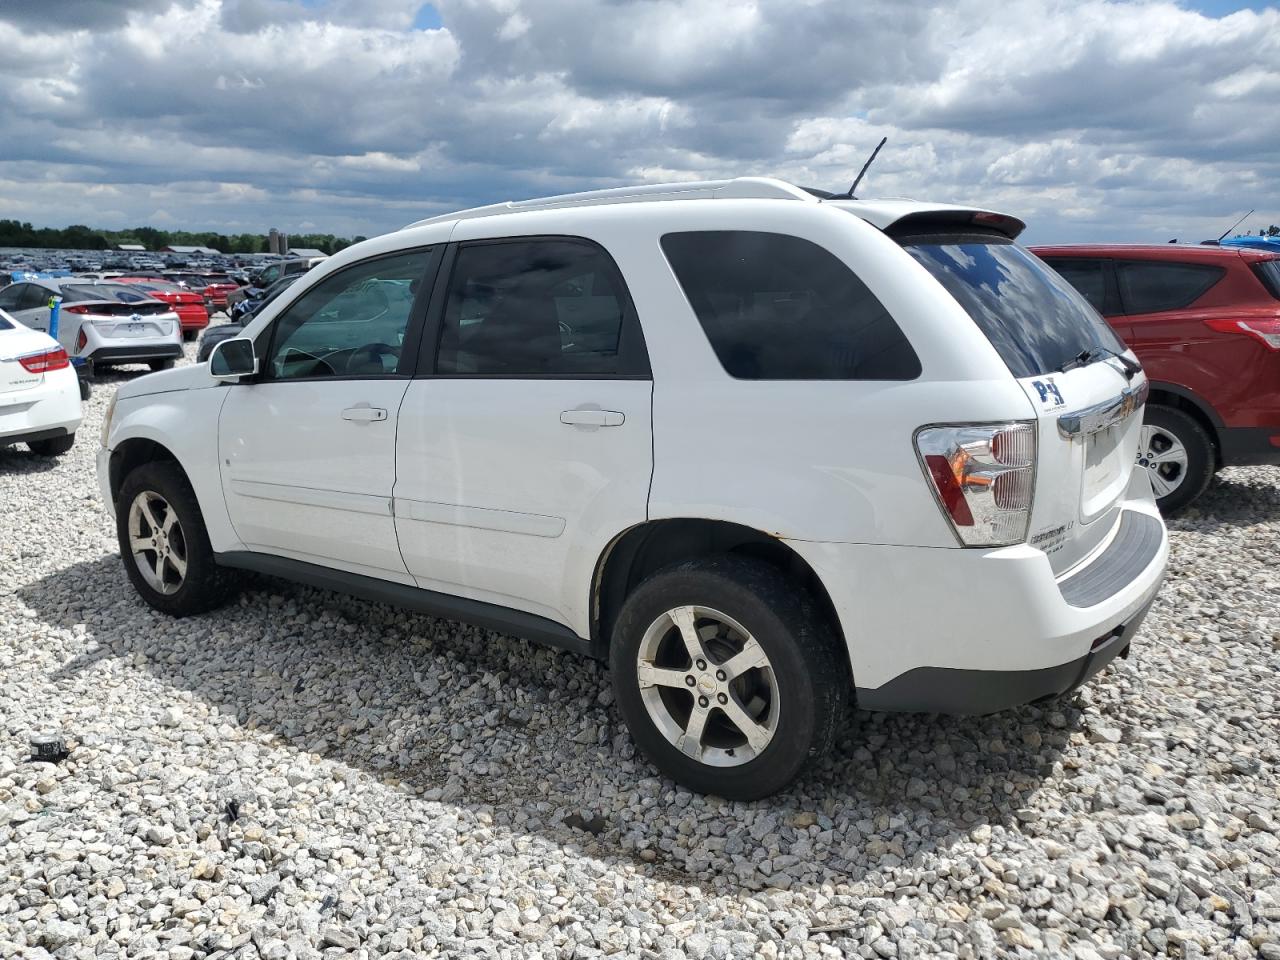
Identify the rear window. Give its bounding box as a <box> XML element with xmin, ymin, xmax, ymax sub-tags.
<box><xmin>1115</xmin><ymin>260</ymin><xmax>1224</xmax><ymax>314</ymax></box>
<box><xmin>1251</xmin><ymin>259</ymin><xmax>1280</xmax><ymax>301</ymax></box>
<box><xmin>61</xmin><ymin>284</ymin><xmax>154</xmax><ymax>303</ymax></box>
<box><xmin>0</xmin><ymin>310</ymin><xmax>13</xmax><ymax>330</ymax></box>
<box><xmin>660</xmin><ymin>231</ymin><xmax>920</xmax><ymax>380</ymax></box>
<box><xmin>903</xmin><ymin>236</ymin><xmax>1124</xmax><ymax>380</ymax></box>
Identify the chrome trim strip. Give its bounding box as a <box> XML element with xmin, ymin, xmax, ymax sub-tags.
<box><xmin>1057</xmin><ymin>379</ymin><xmax>1149</xmax><ymax>439</ymax></box>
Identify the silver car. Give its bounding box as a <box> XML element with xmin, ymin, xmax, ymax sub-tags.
<box><xmin>0</xmin><ymin>278</ymin><xmax>183</xmax><ymax>374</ymax></box>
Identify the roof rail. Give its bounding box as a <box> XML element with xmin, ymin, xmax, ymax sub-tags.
<box><xmin>401</xmin><ymin>177</ymin><xmax>817</xmax><ymax>230</ymax></box>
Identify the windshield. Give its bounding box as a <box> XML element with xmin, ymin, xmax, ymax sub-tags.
<box><xmin>903</xmin><ymin>236</ymin><xmax>1125</xmax><ymax>379</ymax></box>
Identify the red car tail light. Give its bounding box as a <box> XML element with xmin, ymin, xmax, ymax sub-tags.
<box><xmin>1204</xmin><ymin>317</ymin><xmax>1280</xmax><ymax>350</ymax></box>
<box><xmin>63</xmin><ymin>304</ymin><xmax>92</xmax><ymax>315</ymax></box>
<box><xmin>17</xmin><ymin>346</ymin><xmax>70</xmax><ymax>373</ymax></box>
<box><xmin>916</xmin><ymin>422</ymin><xmax>1037</xmax><ymax>546</ymax></box>
<box><xmin>76</xmin><ymin>328</ymin><xmax>88</xmax><ymax>351</ymax></box>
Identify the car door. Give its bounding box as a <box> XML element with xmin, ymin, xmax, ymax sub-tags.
<box><xmin>218</xmin><ymin>247</ymin><xmax>439</xmax><ymax>581</ymax></box>
<box><xmin>394</xmin><ymin>236</ymin><xmax>653</xmax><ymax>632</ymax></box>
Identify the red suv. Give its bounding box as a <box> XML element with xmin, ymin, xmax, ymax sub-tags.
<box><xmin>1031</xmin><ymin>244</ymin><xmax>1280</xmax><ymax>511</ymax></box>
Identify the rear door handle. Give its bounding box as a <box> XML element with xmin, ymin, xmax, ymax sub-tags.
<box><xmin>560</xmin><ymin>409</ymin><xmax>625</xmax><ymax>427</ymax></box>
<box><xmin>342</xmin><ymin>406</ymin><xmax>388</xmax><ymax>422</ymax></box>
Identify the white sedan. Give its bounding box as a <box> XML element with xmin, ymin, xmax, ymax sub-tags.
<box><xmin>0</xmin><ymin>308</ymin><xmax>82</xmax><ymax>456</ymax></box>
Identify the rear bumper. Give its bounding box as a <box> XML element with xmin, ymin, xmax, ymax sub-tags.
<box><xmin>0</xmin><ymin>371</ymin><xmax>82</xmax><ymax>446</ymax></box>
<box><xmin>1219</xmin><ymin>425</ymin><xmax>1280</xmax><ymax>466</ymax></box>
<box><xmin>785</xmin><ymin>494</ymin><xmax>1168</xmax><ymax>715</ymax></box>
<box><xmin>86</xmin><ymin>344</ymin><xmax>184</xmax><ymax>366</ymax></box>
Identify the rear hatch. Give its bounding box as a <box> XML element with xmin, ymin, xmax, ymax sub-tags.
<box><xmin>900</xmin><ymin>229</ymin><xmax>1146</xmax><ymax>574</ymax></box>
<box><xmin>76</xmin><ymin>300</ymin><xmax>175</xmax><ymax>338</ymax></box>
<box><xmin>0</xmin><ymin>316</ymin><xmax>55</xmax><ymax>397</ymax></box>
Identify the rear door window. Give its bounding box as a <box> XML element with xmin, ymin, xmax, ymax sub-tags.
<box><xmin>435</xmin><ymin>238</ymin><xmax>645</xmax><ymax>377</ymax></box>
<box><xmin>903</xmin><ymin>235</ymin><xmax>1124</xmax><ymax>379</ymax></box>
<box><xmin>660</xmin><ymin>230</ymin><xmax>920</xmax><ymax>380</ymax></box>
<box><xmin>1042</xmin><ymin>258</ymin><xmax>1110</xmax><ymax>314</ymax></box>
<box><xmin>1250</xmin><ymin>259</ymin><xmax>1280</xmax><ymax>300</ymax></box>
<box><xmin>19</xmin><ymin>285</ymin><xmax>51</xmax><ymax>310</ymax></box>
<box><xmin>1115</xmin><ymin>260</ymin><xmax>1224</xmax><ymax>314</ymax></box>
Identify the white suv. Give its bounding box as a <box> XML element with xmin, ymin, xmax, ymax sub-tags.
<box><xmin>97</xmin><ymin>178</ymin><xmax>1169</xmax><ymax>798</ymax></box>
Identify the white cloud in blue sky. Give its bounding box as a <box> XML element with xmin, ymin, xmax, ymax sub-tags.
<box><xmin>0</xmin><ymin>0</ymin><xmax>1276</xmax><ymax>243</ymax></box>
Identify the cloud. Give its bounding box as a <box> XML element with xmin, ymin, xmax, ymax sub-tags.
<box><xmin>0</xmin><ymin>0</ymin><xmax>1275</xmax><ymax>242</ymax></box>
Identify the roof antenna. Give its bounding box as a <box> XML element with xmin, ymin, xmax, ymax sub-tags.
<box><xmin>843</xmin><ymin>137</ymin><xmax>887</xmax><ymax>199</ymax></box>
<box><xmin>1215</xmin><ymin>208</ymin><xmax>1253</xmax><ymax>243</ymax></box>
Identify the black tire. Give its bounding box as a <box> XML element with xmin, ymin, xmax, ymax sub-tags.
<box><xmin>116</xmin><ymin>461</ymin><xmax>242</xmax><ymax>616</ymax></box>
<box><xmin>182</xmin><ymin>330</ymin><xmax>196</xmax><ymax>342</ymax></box>
<box><xmin>78</xmin><ymin>378</ymin><xmax>91</xmax><ymax>401</ymax></box>
<box><xmin>28</xmin><ymin>433</ymin><xmax>75</xmax><ymax>457</ymax></box>
<box><xmin>1140</xmin><ymin>404</ymin><xmax>1214</xmax><ymax>514</ymax></box>
<box><xmin>149</xmin><ymin>358</ymin><xmax>176</xmax><ymax>372</ymax></box>
<box><xmin>610</xmin><ymin>555</ymin><xmax>847</xmax><ymax>800</ymax></box>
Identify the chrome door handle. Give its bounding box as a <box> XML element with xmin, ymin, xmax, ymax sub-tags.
<box><xmin>560</xmin><ymin>409</ymin><xmax>625</xmax><ymax>427</ymax></box>
<box><xmin>342</xmin><ymin>406</ymin><xmax>388</xmax><ymax>422</ymax></box>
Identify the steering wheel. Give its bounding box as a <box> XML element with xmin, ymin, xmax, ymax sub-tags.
<box><xmin>344</xmin><ymin>342</ymin><xmax>398</xmax><ymax>374</ymax></box>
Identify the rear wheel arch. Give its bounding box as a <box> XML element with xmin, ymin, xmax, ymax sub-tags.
<box><xmin>591</xmin><ymin>518</ymin><xmax>848</xmax><ymax>674</ymax></box>
<box><xmin>1146</xmin><ymin>383</ymin><xmax>1222</xmax><ymax>468</ymax></box>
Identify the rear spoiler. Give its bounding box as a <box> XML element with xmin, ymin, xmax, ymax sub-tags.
<box><xmin>827</xmin><ymin>200</ymin><xmax>1026</xmax><ymax>240</ymax></box>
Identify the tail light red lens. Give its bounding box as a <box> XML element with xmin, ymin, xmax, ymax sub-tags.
<box><xmin>17</xmin><ymin>347</ymin><xmax>70</xmax><ymax>373</ymax></box>
<box><xmin>1204</xmin><ymin>317</ymin><xmax>1280</xmax><ymax>350</ymax></box>
<box><xmin>76</xmin><ymin>328</ymin><xmax>88</xmax><ymax>351</ymax></box>
<box><xmin>63</xmin><ymin>304</ymin><xmax>92</xmax><ymax>315</ymax></box>
<box><xmin>916</xmin><ymin>422</ymin><xmax>1037</xmax><ymax>547</ymax></box>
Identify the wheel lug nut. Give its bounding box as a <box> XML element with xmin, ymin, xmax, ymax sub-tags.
<box><xmin>717</xmin><ymin>693</ymin><xmax>727</xmax><ymax>705</ymax></box>
<box><xmin>685</xmin><ymin>675</ymin><xmax>696</xmax><ymax>687</ymax></box>
<box><xmin>698</xmin><ymin>696</ymin><xmax>708</xmax><ymax>708</ymax></box>
<box><xmin>716</xmin><ymin>669</ymin><xmax>726</xmax><ymax>681</ymax></box>
<box><xmin>695</xmin><ymin>659</ymin><xmax>707</xmax><ymax>671</ymax></box>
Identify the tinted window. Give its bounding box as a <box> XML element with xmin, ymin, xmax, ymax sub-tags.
<box><xmin>905</xmin><ymin>237</ymin><xmax>1124</xmax><ymax>380</ymax></box>
<box><xmin>1253</xmin><ymin>259</ymin><xmax>1280</xmax><ymax>300</ymax></box>
<box><xmin>661</xmin><ymin>231</ymin><xmax>920</xmax><ymax>380</ymax></box>
<box><xmin>60</xmin><ymin>284</ymin><xmax>153</xmax><ymax>304</ymax></box>
<box><xmin>266</xmin><ymin>249</ymin><xmax>433</xmax><ymax>380</ymax></box>
<box><xmin>20</xmin><ymin>285</ymin><xmax>51</xmax><ymax>310</ymax></box>
<box><xmin>437</xmin><ymin>239</ymin><xmax>634</xmax><ymax>376</ymax></box>
<box><xmin>1044</xmin><ymin>258</ymin><xmax>1108</xmax><ymax>313</ymax></box>
<box><xmin>0</xmin><ymin>309</ymin><xmax>13</xmax><ymax>330</ymax></box>
<box><xmin>1116</xmin><ymin>260</ymin><xmax>1224</xmax><ymax>314</ymax></box>
<box><xmin>0</xmin><ymin>285</ymin><xmax>23</xmax><ymax>310</ymax></box>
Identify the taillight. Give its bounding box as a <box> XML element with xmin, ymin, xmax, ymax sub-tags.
<box><xmin>76</xmin><ymin>328</ymin><xmax>88</xmax><ymax>351</ymax></box>
<box><xmin>915</xmin><ymin>422</ymin><xmax>1036</xmax><ymax>547</ymax></box>
<box><xmin>64</xmin><ymin>304</ymin><xmax>92</xmax><ymax>315</ymax></box>
<box><xmin>1204</xmin><ymin>317</ymin><xmax>1280</xmax><ymax>350</ymax></box>
<box><xmin>17</xmin><ymin>347</ymin><xmax>70</xmax><ymax>373</ymax></box>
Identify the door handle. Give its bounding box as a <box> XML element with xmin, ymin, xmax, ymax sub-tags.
<box><xmin>342</xmin><ymin>406</ymin><xmax>388</xmax><ymax>422</ymax></box>
<box><xmin>561</xmin><ymin>409</ymin><xmax>625</xmax><ymax>427</ymax></box>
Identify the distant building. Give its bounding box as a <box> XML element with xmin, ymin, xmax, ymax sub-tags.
<box><xmin>286</xmin><ymin>247</ymin><xmax>328</xmax><ymax>259</ymax></box>
<box><xmin>268</xmin><ymin>228</ymin><xmax>281</xmax><ymax>256</ymax></box>
<box><xmin>163</xmin><ymin>245</ymin><xmax>220</xmax><ymax>255</ymax></box>
<box><xmin>116</xmin><ymin>243</ymin><xmax>146</xmax><ymax>252</ymax></box>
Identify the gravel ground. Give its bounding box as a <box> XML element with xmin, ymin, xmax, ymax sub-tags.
<box><xmin>2</xmin><ymin>340</ymin><xmax>1279</xmax><ymax>959</ymax></box>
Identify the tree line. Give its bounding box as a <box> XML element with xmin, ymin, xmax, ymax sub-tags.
<box><xmin>0</xmin><ymin>220</ymin><xmax>365</xmax><ymax>255</ymax></box>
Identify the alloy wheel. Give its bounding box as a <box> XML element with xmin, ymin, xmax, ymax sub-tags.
<box><xmin>127</xmin><ymin>490</ymin><xmax>188</xmax><ymax>595</ymax></box>
<box><xmin>636</xmin><ymin>605</ymin><xmax>779</xmax><ymax>767</ymax></box>
<box><xmin>1137</xmin><ymin>424</ymin><xmax>1189</xmax><ymax>499</ymax></box>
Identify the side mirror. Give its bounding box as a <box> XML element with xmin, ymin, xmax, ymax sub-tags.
<box><xmin>209</xmin><ymin>337</ymin><xmax>258</xmax><ymax>380</ymax></box>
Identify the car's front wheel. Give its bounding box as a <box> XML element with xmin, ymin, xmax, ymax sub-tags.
<box><xmin>1138</xmin><ymin>404</ymin><xmax>1214</xmax><ymax>514</ymax></box>
<box><xmin>610</xmin><ymin>556</ymin><xmax>847</xmax><ymax>800</ymax></box>
<box><xmin>116</xmin><ymin>462</ymin><xmax>241</xmax><ymax>616</ymax></box>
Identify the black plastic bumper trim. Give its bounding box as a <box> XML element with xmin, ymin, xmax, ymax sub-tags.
<box><xmin>1058</xmin><ymin>510</ymin><xmax>1163</xmax><ymax>608</ymax></box>
<box><xmin>215</xmin><ymin>550</ymin><xmax>596</xmax><ymax>658</ymax></box>
<box><xmin>855</xmin><ymin>595</ymin><xmax>1156</xmax><ymax>716</ymax></box>
<box><xmin>0</xmin><ymin>426</ymin><xmax>72</xmax><ymax>448</ymax></box>
<box><xmin>1218</xmin><ymin>425</ymin><xmax>1280</xmax><ymax>466</ymax></box>
<box><xmin>89</xmin><ymin>344</ymin><xmax>184</xmax><ymax>363</ymax></box>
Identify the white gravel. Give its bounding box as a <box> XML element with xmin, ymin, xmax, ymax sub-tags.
<box><xmin>2</xmin><ymin>342</ymin><xmax>1279</xmax><ymax>959</ymax></box>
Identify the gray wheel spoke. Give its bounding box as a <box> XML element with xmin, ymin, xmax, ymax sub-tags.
<box><xmin>161</xmin><ymin>509</ymin><xmax>179</xmax><ymax>534</ymax></box>
<box><xmin>129</xmin><ymin>536</ymin><xmax>151</xmax><ymax>554</ymax></box>
<box><xmin>1148</xmin><ymin>469</ymin><xmax>1176</xmax><ymax>497</ymax></box>
<box><xmin>139</xmin><ymin>497</ymin><xmax>162</xmax><ymax>534</ymax></box>
<box><xmin>676</xmin><ymin>705</ymin><xmax>710</xmax><ymax>758</ymax></box>
<box><xmin>668</xmin><ymin>606</ymin><xmax>706</xmax><ymax>663</ymax></box>
<box><xmin>636</xmin><ymin>664</ymin><xmax>691</xmax><ymax>689</ymax></box>
<box><xmin>167</xmin><ymin>549</ymin><xmax>188</xmax><ymax>578</ymax></box>
<box><xmin>720</xmin><ymin>637</ymin><xmax>769</xmax><ymax>680</ymax></box>
<box><xmin>1148</xmin><ymin>441</ymin><xmax>1186</xmax><ymax>466</ymax></box>
<box><xmin>153</xmin><ymin>552</ymin><xmax>168</xmax><ymax>583</ymax></box>
<box><xmin>720</xmin><ymin>694</ymin><xmax>771</xmax><ymax>752</ymax></box>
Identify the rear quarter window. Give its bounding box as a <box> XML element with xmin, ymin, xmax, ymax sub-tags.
<box><xmin>1115</xmin><ymin>260</ymin><xmax>1225</xmax><ymax>314</ymax></box>
<box><xmin>1251</xmin><ymin>259</ymin><xmax>1280</xmax><ymax>300</ymax></box>
<box><xmin>660</xmin><ymin>230</ymin><xmax>920</xmax><ymax>380</ymax></box>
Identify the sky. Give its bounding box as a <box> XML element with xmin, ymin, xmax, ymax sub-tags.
<box><xmin>0</xmin><ymin>0</ymin><xmax>1276</xmax><ymax>245</ymax></box>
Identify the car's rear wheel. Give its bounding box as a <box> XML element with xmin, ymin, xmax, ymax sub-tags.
<box><xmin>149</xmin><ymin>358</ymin><xmax>176</xmax><ymax>372</ymax></box>
<box><xmin>610</xmin><ymin>555</ymin><xmax>846</xmax><ymax>800</ymax></box>
<box><xmin>116</xmin><ymin>461</ymin><xmax>241</xmax><ymax>616</ymax></box>
<box><xmin>1138</xmin><ymin>404</ymin><xmax>1214</xmax><ymax>514</ymax></box>
<box><xmin>28</xmin><ymin>433</ymin><xmax>75</xmax><ymax>457</ymax></box>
